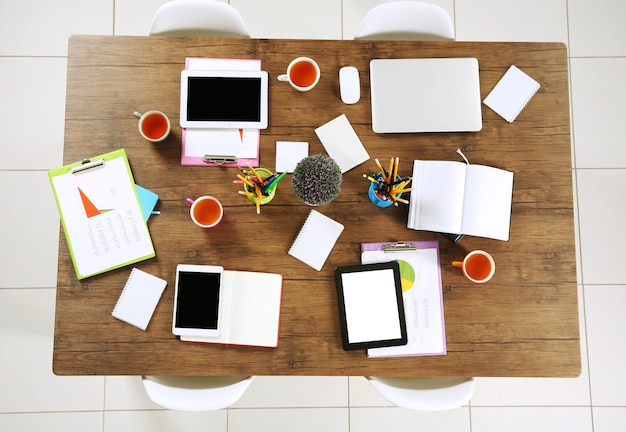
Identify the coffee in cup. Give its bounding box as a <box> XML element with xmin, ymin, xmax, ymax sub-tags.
<box><xmin>186</xmin><ymin>196</ymin><xmax>223</xmax><ymax>228</ymax></box>
<box><xmin>277</xmin><ymin>57</ymin><xmax>320</xmax><ymax>91</ymax></box>
<box><xmin>452</xmin><ymin>250</ymin><xmax>495</xmax><ymax>283</ymax></box>
<box><xmin>134</xmin><ymin>110</ymin><xmax>171</xmax><ymax>143</ymax></box>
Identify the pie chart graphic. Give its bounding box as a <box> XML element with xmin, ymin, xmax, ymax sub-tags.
<box><xmin>396</xmin><ymin>259</ymin><xmax>415</xmax><ymax>293</ymax></box>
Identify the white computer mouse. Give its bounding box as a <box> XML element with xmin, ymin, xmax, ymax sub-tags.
<box><xmin>339</xmin><ymin>66</ymin><xmax>360</xmax><ymax>104</ymax></box>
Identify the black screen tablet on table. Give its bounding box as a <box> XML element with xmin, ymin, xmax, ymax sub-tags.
<box><xmin>180</xmin><ymin>70</ymin><xmax>268</xmax><ymax>129</ymax></box>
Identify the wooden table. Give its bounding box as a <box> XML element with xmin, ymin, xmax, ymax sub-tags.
<box><xmin>53</xmin><ymin>35</ymin><xmax>579</xmax><ymax>377</ymax></box>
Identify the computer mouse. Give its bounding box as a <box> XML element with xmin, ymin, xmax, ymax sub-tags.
<box><xmin>339</xmin><ymin>66</ymin><xmax>360</xmax><ymax>104</ymax></box>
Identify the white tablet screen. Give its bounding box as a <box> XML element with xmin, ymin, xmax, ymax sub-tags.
<box><xmin>341</xmin><ymin>268</ymin><xmax>403</xmax><ymax>343</ymax></box>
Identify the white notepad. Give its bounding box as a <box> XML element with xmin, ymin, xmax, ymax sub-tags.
<box><xmin>275</xmin><ymin>141</ymin><xmax>309</xmax><ymax>173</ymax></box>
<box><xmin>288</xmin><ymin>210</ymin><xmax>344</xmax><ymax>271</ymax></box>
<box><xmin>314</xmin><ymin>114</ymin><xmax>370</xmax><ymax>173</ymax></box>
<box><xmin>483</xmin><ymin>65</ymin><xmax>540</xmax><ymax>123</ymax></box>
<box><xmin>112</xmin><ymin>268</ymin><xmax>167</xmax><ymax>330</ymax></box>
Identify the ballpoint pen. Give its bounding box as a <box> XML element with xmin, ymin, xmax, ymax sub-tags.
<box><xmin>262</xmin><ymin>171</ymin><xmax>286</xmax><ymax>194</ymax></box>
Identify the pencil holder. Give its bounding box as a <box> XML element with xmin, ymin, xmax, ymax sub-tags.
<box><xmin>244</xmin><ymin>167</ymin><xmax>276</xmax><ymax>205</ymax></box>
<box><xmin>368</xmin><ymin>173</ymin><xmax>402</xmax><ymax>208</ymax></box>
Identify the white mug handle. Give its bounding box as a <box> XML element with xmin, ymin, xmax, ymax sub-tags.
<box><xmin>277</xmin><ymin>74</ymin><xmax>289</xmax><ymax>82</ymax></box>
<box><xmin>133</xmin><ymin>111</ymin><xmax>143</xmax><ymax>119</ymax></box>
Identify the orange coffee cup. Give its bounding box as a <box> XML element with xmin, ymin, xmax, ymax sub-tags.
<box><xmin>277</xmin><ymin>57</ymin><xmax>320</xmax><ymax>91</ymax></box>
<box><xmin>187</xmin><ymin>196</ymin><xmax>223</xmax><ymax>228</ymax></box>
<box><xmin>134</xmin><ymin>110</ymin><xmax>171</xmax><ymax>143</ymax></box>
<box><xmin>452</xmin><ymin>250</ymin><xmax>495</xmax><ymax>283</ymax></box>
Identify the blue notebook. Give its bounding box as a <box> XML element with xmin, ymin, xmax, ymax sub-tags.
<box><xmin>135</xmin><ymin>184</ymin><xmax>159</xmax><ymax>221</ymax></box>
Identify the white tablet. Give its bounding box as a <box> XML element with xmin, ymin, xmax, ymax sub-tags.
<box><xmin>180</xmin><ymin>69</ymin><xmax>268</xmax><ymax>129</ymax></box>
<box><xmin>172</xmin><ymin>264</ymin><xmax>224</xmax><ymax>337</ymax></box>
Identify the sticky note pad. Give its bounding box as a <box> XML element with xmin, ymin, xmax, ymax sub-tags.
<box><xmin>276</xmin><ymin>141</ymin><xmax>309</xmax><ymax>173</ymax></box>
<box><xmin>314</xmin><ymin>114</ymin><xmax>370</xmax><ymax>173</ymax></box>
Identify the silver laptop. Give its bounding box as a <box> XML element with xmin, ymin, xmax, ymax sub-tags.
<box><xmin>370</xmin><ymin>58</ymin><xmax>482</xmax><ymax>133</ymax></box>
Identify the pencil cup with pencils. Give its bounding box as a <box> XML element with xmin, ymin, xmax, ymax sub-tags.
<box><xmin>368</xmin><ymin>173</ymin><xmax>402</xmax><ymax>208</ymax></box>
<box><xmin>364</xmin><ymin>157</ymin><xmax>411</xmax><ymax>208</ymax></box>
<box><xmin>236</xmin><ymin>166</ymin><xmax>285</xmax><ymax>214</ymax></box>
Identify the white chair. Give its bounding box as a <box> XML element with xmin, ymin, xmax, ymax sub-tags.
<box><xmin>353</xmin><ymin>1</ymin><xmax>455</xmax><ymax>41</ymax></box>
<box><xmin>141</xmin><ymin>376</ymin><xmax>255</xmax><ymax>411</ymax></box>
<box><xmin>149</xmin><ymin>0</ymin><xmax>250</xmax><ymax>38</ymax></box>
<box><xmin>366</xmin><ymin>376</ymin><xmax>475</xmax><ymax>411</ymax></box>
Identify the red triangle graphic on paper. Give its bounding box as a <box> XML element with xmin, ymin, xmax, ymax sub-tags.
<box><xmin>78</xmin><ymin>187</ymin><xmax>101</xmax><ymax>218</ymax></box>
<box><xmin>239</xmin><ymin>129</ymin><xmax>244</xmax><ymax>141</ymax></box>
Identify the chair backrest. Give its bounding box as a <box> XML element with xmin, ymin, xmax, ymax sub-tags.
<box><xmin>142</xmin><ymin>376</ymin><xmax>255</xmax><ymax>411</ymax></box>
<box><xmin>367</xmin><ymin>376</ymin><xmax>475</xmax><ymax>410</ymax></box>
<box><xmin>149</xmin><ymin>0</ymin><xmax>251</xmax><ymax>38</ymax></box>
<box><xmin>353</xmin><ymin>1</ymin><xmax>455</xmax><ymax>41</ymax></box>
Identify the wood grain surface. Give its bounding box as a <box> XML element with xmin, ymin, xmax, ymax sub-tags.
<box><xmin>53</xmin><ymin>36</ymin><xmax>579</xmax><ymax>377</ymax></box>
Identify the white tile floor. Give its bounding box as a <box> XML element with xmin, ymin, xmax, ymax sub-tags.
<box><xmin>1</xmin><ymin>0</ymin><xmax>625</xmax><ymax>430</ymax></box>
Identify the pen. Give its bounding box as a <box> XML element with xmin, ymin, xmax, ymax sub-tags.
<box><xmin>259</xmin><ymin>173</ymin><xmax>278</xmax><ymax>191</ymax></box>
<box><xmin>262</xmin><ymin>171</ymin><xmax>286</xmax><ymax>194</ymax></box>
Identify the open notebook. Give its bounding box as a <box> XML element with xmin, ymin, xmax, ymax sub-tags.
<box><xmin>181</xmin><ymin>270</ymin><xmax>283</xmax><ymax>347</ymax></box>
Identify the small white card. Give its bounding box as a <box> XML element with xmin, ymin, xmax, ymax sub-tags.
<box><xmin>314</xmin><ymin>114</ymin><xmax>370</xmax><ymax>173</ymax></box>
<box><xmin>276</xmin><ymin>141</ymin><xmax>309</xmax><ymax>173</ymax></box>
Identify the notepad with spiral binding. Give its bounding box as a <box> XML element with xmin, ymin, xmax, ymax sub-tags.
<box><xmin>112</xmin><ymin>268</ymin><xmax>167</xmax><ymax>331</ymax></box>
<box><xmin>483</xmin><ymin>65</ymin><xmax>540</xmax><ymax>123</ymax></box>
<box><xmin>288</xmin><ymin>210</ymin><xmax>344</xmax><ymax>271</ymax></box>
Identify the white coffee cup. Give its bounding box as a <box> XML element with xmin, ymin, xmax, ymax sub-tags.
<box><xmin>186</xmin><ymin>196</ymin><xmax>223</xmax><ymax>228</ymax></box>
<box><xmin>277</xmin><ymin>57</ymin><xmax>320</xmax><ymax>92</ymax></box>
<box><xmin>133</xmin><ymin>110</ymin><xmax>171</xmax><ymax>143</ymax></box>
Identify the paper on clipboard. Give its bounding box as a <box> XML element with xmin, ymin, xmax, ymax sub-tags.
<box><xmin>48</xmin><ymin>149</ymin><xmax>155</xmax><ymax>279</ymax></box>
<box><xmin>361</xmin><ymin>240</ymin><xmax>446</xmax><ymax>357</ymax></box>
<box><xmin>181</xmin><ymin>58</ymin><xmax>261</xmax><ymax>167</ymax></box>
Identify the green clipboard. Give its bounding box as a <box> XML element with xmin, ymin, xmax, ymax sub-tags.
<box><xmin>48</xmin><ymin>149</ymin><xmax>155</xmax><ymax>279</ymax></box>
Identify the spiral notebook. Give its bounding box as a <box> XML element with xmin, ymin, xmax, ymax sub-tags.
<box><xmin>483</xmin><ymin>65</ymin><xmax>540</xmax><ymax>123</ymax></box>
<box><xmin>288</xmin><ymin>210</ymin><xmax>344</xmax><ymax>271</ymax></box>
<box><xmin>112</xmin><ymin>268</ymin><xmax>167</xmax><ymax>330</ymax></box>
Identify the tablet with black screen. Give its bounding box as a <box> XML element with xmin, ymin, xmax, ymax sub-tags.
<box><xmin>180</xmin><ymin>69</ymin><xmax>268</xmax><ymax>129</ymax></box>
<box><xmin>334</xmin><ymin>262</ymin><xmax>407</xmax><ymax>351</ymax></box>
<box><xmin>172</xmin><ymin>264</ymin><xmax>224</xmax><ymax>337</ymax></box>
